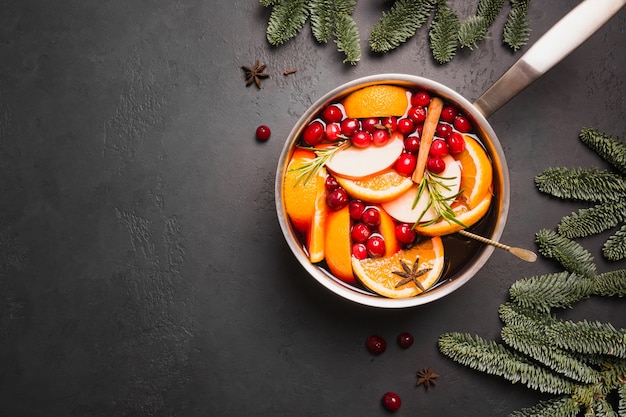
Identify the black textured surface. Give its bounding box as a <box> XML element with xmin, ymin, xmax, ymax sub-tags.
<box><xmin>1</xmin><ymin>1</ymin><xmax>625</xmax><ymax>416</ymax></box>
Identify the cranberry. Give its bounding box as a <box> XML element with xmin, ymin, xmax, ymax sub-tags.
<box><xmin>454</xmin><ymin>115</ymin><xmax>472</xmax><ymax>132</ymax></box>
<box><xmin>381</xmin><ymin>116</ymin><xmax>397</xmax><ymax>131</ymax></box>
<box><xmin>397</xmin><ymin>332</ymin><xmax>414</xmax><ymax>349</ymax></box>
<box><xmin>407</xmin><ymin>106</ymin><xmax>426</xmax><ymax>123</ymax></box>
<box><xmin>361</xmin><ymin>207</ymin><xmax>381</xmax><ymax>228</ymax></box>
<box><xmin>325</xmin><ymin>122</ymin><xmax>342</xmax><ymax>141</ymax></box>
<box><xmin>303</xmin><ymin>120</ymin><xmax>325</xmax><ymax>146</ymax></box>
<box><xmin>411</xmin><ymin>90</ymin><xmax>431</xmax><ymax>107</ymax></box>
<box><xmin>395</xmin><ymin>224</ymin><xmax>416</xmax><ymax>245</ymax></box>
<box><xmin>396</xmin><ymin>118</ymin><xmax>415</xmax><ymax>136</ymax></box>
<box><xmin>366</xmin><ymin>335</ymin><xmax>387</xmax><ymax>354</ymax></box>
<box><xmin>322</xmin><ymin>105</ymin><xmax>343</xmax><ymax>123</ymax></box>
<box><xmin>429</xmin><ymin>139</ymin><xmax>449</xmax><ymax>157</ymax></box>
<box><xmin>351</xmin><ymin>130</ymin><xmax>371</xmax><ymax>148</ymax></box>
<box><xmin>352</xmin><ymin>243</ymin><xmax>368</xmax><ymax>260</ymax></box>
<box><xmin>435</xmin><ymin>122</ymin><xmax>452</xmax><ymax>139</ymax></box>
<box><xmin>440</xmin><ymin>105</ymin><xmax>458</xmax><ymax>123</ymax></box>
<box><xmin>326</xmin><ymin>188</ymin><xmax>349</xmax><ymax>210</ymax></box>
<box><xmin>351</xmin><ymin>223</ymin><xmax>372</xmax><ymax>243</ymax></box>
<box><xmin>255</xmin><ymin>125</ymin><xmax>271</xmax><ymax>141</ymax></box>
<box><xmin>349</xmin><ymin>200</ymin><xmax>366</xmax><ymax>220</ymax></box>
<box><xmin>362</xmin><ymin>118</ymin><xmax>379</xmax><ymax>133</ymax></box>
<box><xmin>325</xmin><ymin>175</ymin><xmax>340</xmax><ymax>191</ymax></box>
<box><xmin>366</xmin><ymin>235</ymin><xmax>386</xmax><ymax>258</ymax></box>
<box><xmin>415</xmin><ymin>124</ymin><xmax>423</xmax><ymax>137</ymax></box>
<box><xmin>394</xmin><ymin>153</ymin><xmax>417</xmax><ymax>177</ymax></box>
<box><xmin>340</xmin><ymin>118</ymin><xmax>359</xmax><ymax>137</ymax></box>
<box><xmin>427</xmin><ymin>156</ymin><xmax>446</xmax><ymax>174</ymax></box>
<box><xmin>372</xmin><ymin>129</ymin><xmax>390</xmax><ymax>146</ymax></box>
<box><xmin>447</xmin><ymin>132</ymin><xmax>466</xmax><ymax>154</ymax></box>
<box><xmin>404</xmin><ymin>136</ymin><xmax>420</xmax><ymax>153</ymax></box>
<box><xmin>381</xmin><ymin>392</ymin><xmax>402</xmax><ymax>412</ymax></box>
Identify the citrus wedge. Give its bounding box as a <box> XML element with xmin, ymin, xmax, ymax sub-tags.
<box><xmin>352</xmin><ymin>236</ymin><xmax>444</xmax><ymax>298</ymax></box>
<box><xmin>306</xmin><ymin>168</ymin><xmax>328</xmax><ymax>263</ymax></box>
<box><xmin>325</xmin><ymin>205</ymin><xmax>356</xmax><ymax>284</ymax></box>
<box><xmin>457</xmin><ymin>136</ymin><xmax>493</xmax><ymax>209</ymax></box>
<box><xmin>343</xmin><ymin>85</ymin><xmax>409</xmax><ymax>119</ymax></box>
<box><xmin>335</xmin><ymin>169</ymin><xmax>414</xmax><ymax>203</ymax></box>
<box><xmin>284</xmin><ymin>149</ymin><xmax>318</xmax><ymax>233</ymax></box>
<box><xmin>325</xmin><ymin>134</ymin><xmax>404</xmax><ymax>179</ymax></box>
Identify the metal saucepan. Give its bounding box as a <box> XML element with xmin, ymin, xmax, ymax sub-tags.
<box><xmin>275</xmin><ymin>0</ymin><xmax>625</xmax><ymax>308</ymax></box>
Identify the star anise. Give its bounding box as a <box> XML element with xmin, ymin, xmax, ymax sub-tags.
<box><xmin>416</xmin><ymin>367</ymin><xmax>440</xmax><ymax>390</ymax></box>
<box><xmin>241</xmin><ymin>60</ymin><xmax>269</xmax><ymax>89</ymax></box>
<box><xmin>392</xmin><ymin>256</ymin><xmax>431</xmax><ymax>290</ymax></box>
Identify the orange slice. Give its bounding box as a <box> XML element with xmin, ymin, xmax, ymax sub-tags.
<box><xmin>457</xmin><ymin>136</ymin><xmax>493</xmax><ymax>209</ymax></box>
<box><xmin>306</xmin><ymin>168</ymin><xmax>328</xmax><ymax>263</ymax></box>
<box><xmin>334</xmin><ymin>169</ymin><xmax>414</xmax><ymax>203</ymax></box>
<box><xmin>284</xmin><ymin>149</ymin><xmax>318</xmax><ymax>233</ymax></box>
<box><xmin>415</xmin><ymin>188</ymin><xmax>493</xmax><ymax>236</ymax></box>
<box><xmin>343</xmin><ymin>85</ymin><xmax>409</xmax><ymax>119</ymax></box>
<box><xmin>325</xmin><ymin>205</ymin><xmax>356</xmax><ymax>284</ymax></box>
<box><xmin>352</xmin><ymin>236</ymin><xmax>444</xmax><ymax>298</ymax></box>
<box><xmin>378</xmin><ymin>206</ymin><xmax>401</xmax><ymax>257</ymax></box>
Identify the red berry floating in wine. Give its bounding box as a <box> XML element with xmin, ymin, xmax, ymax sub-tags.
<box><xmin>351</xmin><ymin>130</ymin><xmax>372</xmax><ymax>148</ymax></box>
<box><xmin>404</xmin><ymin>136</ymin><xmax>420</xmax><ymax>153</ymax></box>
<box><xmin>352</xmin><ymin>243</ymin><xmax>368</xmax><ymax>260</ymax></box>
<box><xmin>325</xmin><ymin>175</ymin><xmax>340</xmax><ymax>192</ymax></box>
<box><xmin>325</xmin><ymin>122</ymin><xmax>342</xmax><ymax>141</ymax></box>
<box><xmin>447</xmin><ymin>132</ymin><xmax>466</xmax><ymax>154</ymax></box>
<box><xmin>322</xmin><ymin>105</ymin><xmax>343</xmax><ymax>123</ymax></box>
<box><xmin>349</xmin><ymin>200</ymin><xmax>366</xmax><ymax>220</ymax></box>
<box><xmin>427</xmin><ymin>156</ymin><xmax>446</xmax><ymax>174</ymax></box>
<box><xmin>429</xmin><ymin>139</ymin><xmax>449</xmax><ymax>157</ymax></box>
<box><xmin>381</xmin><ymin>392</ymin><xmax>402</xmax><ymax>412</ymax></box>
<box><xmin>326</xmin><ymin>188</ymin><xmax>349</xmax><ymax>210</ymax></box>
<box><xmin>440</xmin><ymin>105</ymin><xmax>458</xmax><ymax>123</ymax></box>
<box><xmin>372</xmin><ymin>129</ymin><xmax>390</xmax><ymax>146</ymax></box>
<box><xmin>340</xmin><ymin>118</ymin><xmax>359</xmax><ymax>137</ymax></box>
<box><xmin>362</xmin><ymin>207</ymin><xmax>381</xmax><ymax>228</ymax></box>
<box><xmin>435</xmin><ymin>122</ymin><xmax>452</xmax><ymax>139</ymax></box>
<box><xmin>411</xmin><ymin>90</ymin><xmax>430</xmax><ymax>107</ymax></box>
<box><xmin>362</xmin><ymin>117</ymin><xmax>379</xmax><ymax>133</ymax></box>
<box><xmin>397</xmin><ymin>332</ymin><xmax>414</xmax><ymax>349</ymax></box>
<box><xmin>395</xmin><ymin>224</ymin><xmax>416</xmax><ymax>246</ymax></box>
<box><xmin>453</xmin><ymin>115</ymin><xmax>472</xmax><ymax>132</ymax></box>
<box><xmin>366</xmin><ymin>235</ymin><xmax>386</xmax><ymax>258</ymax></box>
<box><xmin>303</xmin><ymin>120</ymin><xmax>325</xmax><ymax>146</ymax></box>
<box><xmin>407</xmin><ymin>106</ymin><xmax>426</xmax><ymax>123</ymax></box>
<box><xmin>365</xmin><ymin>335</ymin><xmax>387</xmax><ymax>354</ymax></box>
<box><xmin>396</xmin><ymin>118</ymin><xmax>415</xmax><ymax>136</ymax></box>
<box><xmin>255</xmin><ymin>125</ymin><xmax>271</xmax><ymax>141</ymax></box>
<box><xmin>351</xmin><ymin>223</ymin><xmax>372</xmax><ymax>243</ymax></box>
<box><xmin>395</xmin><ymin>153</ymin><xmax>417</xmax><ymax>177</ymax></box>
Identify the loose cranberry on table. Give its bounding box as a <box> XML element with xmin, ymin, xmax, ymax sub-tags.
<box><xmin>397</xmin><ymin>332</ymin><xmax>414</xmax><ymax>349</ymax></box>
<box><xmin>381</xmin><ymin>392</ymin><xmax>402</xmax><ymax>412</ymax></box>
<box><xmin>365</xmin><ymin>335</ymin><xmax>387</xmax><ymax>354</ymax></box>
<box><xmin>255</xmin><ymin>125</ymin><xmax>271</xmax><ymax>141</ymax></box>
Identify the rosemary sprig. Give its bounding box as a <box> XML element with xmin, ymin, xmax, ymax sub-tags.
<box><xmin>412</xmin><ymin>171</ymin><xmax>467</xmax><ymax>229</ymax></box>
<box><xmin>288</xmin><ymin>140</ymin><xmax>350</xmax><ymax>186</ymax></box>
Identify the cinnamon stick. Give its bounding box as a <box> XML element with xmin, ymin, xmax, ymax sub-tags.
<box><xmin>411</xmin><ymin>97</ymin><xmax>444</xmax><ymax>184</ymax></box>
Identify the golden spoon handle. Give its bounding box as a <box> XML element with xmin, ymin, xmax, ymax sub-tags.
<box><xmin>458</xmin><ymin>230</ymin><xmax>537</xmax><ymax>263</ymax></box>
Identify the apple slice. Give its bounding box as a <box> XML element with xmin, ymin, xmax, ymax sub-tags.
<box><xmin>382</xmin><ymin>155</ymin><xmax>461</xmax><ymax>224</ymax></box>
<box><xmin>325</xmin><ymin>134</ymin><xmax>404</xmax><ymax>179</ymax></box>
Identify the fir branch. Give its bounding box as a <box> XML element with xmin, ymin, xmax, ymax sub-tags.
<box><xmin>592</xmin><ymin>269</ymin><xmax>626</xmax><ymax>298</ymax></box>
<box><xmin>309</xmin><ymin>0</ymin><xmax>333</xmax><ymax>43</ymax></box>
<box><xmin>546</xmin><ymin>320</ymin><xmax>626</xmax><ymax>358</ymax></box>
<box><xmin>265</xmin><ymin>0</ymin><xmax>310</xmax><ymax>46</ymax></box>
<box><xmin>438</xmin><ymin>332</ymin><xmax>577</xmax><ymax>394</ymax></box>
<box><xmin>580</xmin><ymin>127</ymin><xmax>626</xmax><ymax>176</ymax></box>
<box><xmin>458</xmin><ymin>0</ymin><xmax>504</xmax><ymax>49</ymax></box>
<box><xmin>476</xmin><ymin>0</ymin><xmax>505</xmax><ymax>22</ymax></box>
<box><xmin>603</xmin><ymin>225</ymin><xmax>626</xmax><ymax>261</ymax></box>
<box><xmin>333</xmin><ymin>13</ymin><xmax>361</xmax><ymax>65</ymax></box>
<box><xmin>508</xmin><ymin>272</ymin><xmax>593</xmax><ymax>313</ymax></box>
<box><xmin>260</xmin><ymin>0</ymin><xmax>279</xmax><ymax>6</ymax></box>
<box><xmin>619</xmin><ymin>382</ymin><xmax>626</xmax><ymax>416</ymax></box>
<box><xmin>557</xmin><ymin>199</ymin><xmax>626</xmax><ymax>239</ymax></box>
<box><xmin>369</xmin><ymin>0</ymin><xmax>436</xmax><ymax>53</ymax></box>
<box><xmin>429</xmin><ymin>1</ymin><xmax>460</xmax><ymax>64</ymax></box>
<box><xmin>534</xmin><ymin>167</ymin><xmax>626</xmax><ymax>203</ymax></box>
<box><xmin>508</xmin><ymin>397</ymin><xmax>580</xmax><ymax>417</ymax></box>
<box><xmin>535</xmin><ymin>229</ymin><xmax>597</xmax><ymax>279</ymax></box>
<box><xmin>503</xmin><ymin>0</ymin><xmax>531</xmax><ymax>51</ymax></box>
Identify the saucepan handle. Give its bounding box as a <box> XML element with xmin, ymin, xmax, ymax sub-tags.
<box><xmin>473</xmin><ymin>0</ymin><xmax>626</xmax><ymax>118</ymax></box>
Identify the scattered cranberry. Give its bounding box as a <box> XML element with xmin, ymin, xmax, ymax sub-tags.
<box><xmin>411</xmin><ymin>91</ymin><xmax>431</xmax><ymax>107</ymax></box>
<box><xmin>352</xmin><ymin>243</ymin><xmax>368</xmax><ymax>260</ymax></box>
<box><xmin>429</xmin><ymin>139</ymin><xmax>449</xmax><ymax>157</ymax></box>
<box><xmin>361</xmin><ymin>207</ymin><xmax>381</xmax><ymax>228</ymax></box>
<box><xmin>404</xmin><ymin>136</ymin><xmax>420</xmax><ymax>153</ymax></box>
<box><xmin>340</xmin><ymin>118</ymin><xmax>359</xmax><ymax>137</ymax></box>
<box><xmin>322</xmin><ymin>105</ymin><xmax>343</xmax><ymax>123</ymax></box>
<box><xmin>303</xmin><ymin>120</ymin><xmax>325</xmax><ymax>146</ymax></box>
<box><xmin>396</xmin><ymin>118</ymin><xmax>415</xmax><ymax>136</ymax></box>
<box><xmin>255</xmin><ymin>125</ymin><xmax>271</xmax><ymax>141</ymax></box>
<box><xmin>349</xmin><ymin>200</ymin><xmax>366</xmax><ymax>220</ymax></box>
<box><xmin>454</xmin><ymin>115</ymin><xmax>472</xmax><ymax>132</ymax></box>
<box><xmin>325</xmin><ymin>175</ymin><xmax>340</xmax><ymax>192</ymax></box>
<box><xmin>440</xmin><ymin>105</ymin><xmax>458</xmax><ymax>123</ymax></box>
<box><xmin>394</xmin><ymin>153</ymin><xmax>417</xmax><ymax>177</ymax></box>
<box><xmin>381</xmin><ymin>392</ymin><xmax>402</xmax><ymax>412</ymax></box>
<box><xmin>395</xmin><ymin>224</ymin><xmax>416</xmax><ymax>246</ymax></box>
<box><xmin>397</xmin><ymin>332</ymin><xmax>414</xmax><ymax>349</ymax></box>
<box><xmin>427</xmin><ymin>156</ymin><xmax>446</xmax><ymax>174</ymax></box>
<box><xmin>381</xmin><ymin>116</ymin><xmax>397</xmax><ymax>131</ymax></box>
<box><xmin>435</xmin><ymin>122</ymin><xmax>452</xmax><ymax>139</ymax></box>
<box><xmin>372</xmin><ymin>129</ymin><xmax>390</xmax><ymax>146</ymax></box>
<box><xmin>366</xmin><ymin>335</ymin><xmax>387</xmax><ymax>354</ymax></box>
<box><xmin>447</xmin><ymin>132</ymin><xmax>466</xmax><ymax>154</ymax></box>
<box><xmin>351</xmin><ymin>223</ymin><xmax>372</xmax><ymax>243</ymax></box>
<box><xmin>326</xmin><ymin>188</ymin><xmax>349</xmax><ymax>210</ymax></box>
<box><xmin>362</xmin><ymin>117</ymin><xmax>379</xmax><ymax>133</ymax></box>
<box><xmin>366</xmin><ymin>235</ymin><xmax>386</xmax><ymax>258</ymax></box>
<box><xmin>407</xmin><ymin>106</ymin><xmax>426</xmax><ymax>123</ymax></box>
<box><xmin>325</xmin><ymin>122</ymin><xmax>342</xmax><ymax>141</ymax></box>
<box><xmin>351</xmin><ymin>130</ymin><xmax>372</xmax><ymax>148</ymax></box>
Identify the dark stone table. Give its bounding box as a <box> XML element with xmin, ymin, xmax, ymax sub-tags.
<box><xmin>1</xmin><ymin>1</ymin><xmax>624</xmax><ymax>415</ymax></box>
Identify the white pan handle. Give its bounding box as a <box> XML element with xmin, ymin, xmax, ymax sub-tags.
<box><xmin>474</xmin><ymin>0</ymin><xmax>626</xmax><ymax>118</ymax></box>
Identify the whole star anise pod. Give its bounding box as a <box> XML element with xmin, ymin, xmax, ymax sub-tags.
<box><xmin>241</xmin><ymin>60</ymin><xmax>269</xmax><ymax>89</ymax></box>
<box><xmin>416</xmin><ymin>367</ymin><xmax>439</xmax><ymax>390</ymax></box>
<box><xmin>392</xmin><ymin>256</ymin><xmax>431</xmax><ymax>290</ymax></box>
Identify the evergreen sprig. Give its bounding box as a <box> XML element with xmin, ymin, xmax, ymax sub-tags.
<box><xmin>332</xmin><ymin>13</ymin><xmax>361</xmax><ymax>64</ymax></box>
<box><xmin>547</xmin><ymin>320</ymin><xmax>626</xmax><ymax>358</ymax></box>
<box><xmin>265</xmin><ymin>0</ymin><xmax>310</xmax><ymax>46</ymax></box>
<box><xmin>534</xmin><ymin>167</ymin><xmax>626</xmax><ymax>203</ymax></box>
<box><xmin>508</xmin><ymin>397</ymin><xmax>580</xmax><ymax>417</ymax></box>
<box><xmin>535</xmin><ymin>229</ymin><xmax>597</xmax><ymax>279</ymax></box>
<box><xmin>593</xmin><ymin>269</ymin><xmax>626</xmax><ymax>297</ymax></box>
<box><xmin>503</xmin><ymin>0</ymin><xmax>531</xmax><ymax>50</ymax></box>
<box><xmin>458</xmin><ymin>0</ymin><xmax>505</xmax><ymax>49</ymax></box>
<box><xmin>428</xmin><ymin>0</ymin><xmax>460</xmax><ymax>63</ymax></box>
<box><xmin>508</xmin><ymin>272</ymin><xmax>593</xmax><ymax>313</ymax></box>
<box><xmin>580</xmin><ymin>127</ymin><xmax>626</xmax><ymax>176</ymax></box>
<box><xmin>558</xmin><ymin>199</ymin><xmax>626</xmax><ymax>239</ymax></box>
<box><xmin>369</xmin><ymin>0</ymin><xmax>435</xmax><ymax>53</ymax></box>
<box><xmin>603</xmin><ymin>225</ymin><xmax>626</xmax><ymax>262</ymax></box>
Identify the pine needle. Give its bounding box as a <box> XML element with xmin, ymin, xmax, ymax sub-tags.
<box><xmin>535</xmin><ymin>229</ymin><xmax>597</xmax><ymax>279</ymax></box>
<box><xmin>534</xmin><ymin>167</ymin><xmax>626</xmax><ymax>203</ymax></box>
<box><xmin>369</xmin><ymin>0</ymin><xmax>436</xmax><ymax>53</ymax></box>
<box><xmin>557</xmin><ymin>199</ymin><xmax>626</xmax><ymax>239</ymax></box>
<box><xmin>309</xmin><ymin>0</ymin><xmax>333</xmax><ymax>43</ymax></box>
<box><xmin>546</xmin><ymin>320</ymin><xmax>626</xmax><ymax>358</ymax></box>
<box><xmin>603</xmin><ymin>224</ymin><xmax>626</xmax><ymax>261</ymax></box>
<box><xmin>458</xmin><ymin>0</ymin><xmax>504</xmax><ymax>49</ymax></box>
<box><xmin>266</xmin><ymin>0</ymin><xmax>310</xmax><ymax>46</ymax></box>
<box><xmin>592</xmin><ymin>269</ymin><xmax>626</xmax><ymax>297</ymax></box>
<box><xmin>503</xmin><ymin>0</ymin><xmax>531</xmax><ymax>51</ymax></box>
<box><xmin>580</xmin><ymin>127</ymin><xmax>626</xmax><ymax>176</ymax></box>
<box><xmin>508</xmin><ymin>272</ymin><xmax>593</xmax><ymax>313</ymax></box>
<box><xmin>508</xmin><ymin>397</ymin><xmax>580</xmax><ymax>417</ymax></box>
<box><xmin>429</xmin><ymin>1</ymin><xmax>460</xmax><ymax>64</ymax></box>
<box><xmin>333</xmin><ymin>13</ymin><xmax>361</xmax><ymax>65</ymax></box>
